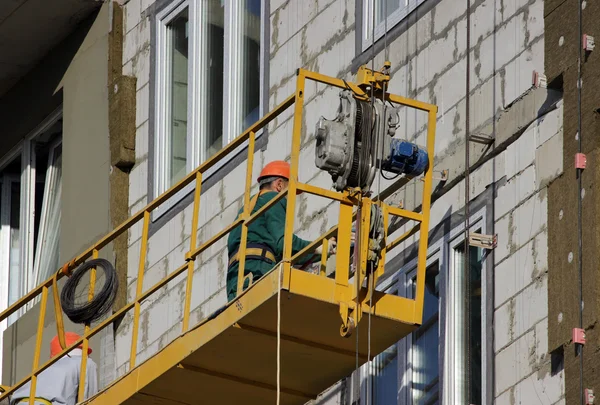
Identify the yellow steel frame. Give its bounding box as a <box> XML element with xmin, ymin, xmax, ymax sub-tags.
<box><xmin>0</xmin><ymin>67</ymin><xmax>436</xmax><ymax>404</ymax></box>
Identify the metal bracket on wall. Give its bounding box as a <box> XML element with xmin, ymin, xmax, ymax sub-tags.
<box><xmin>573</xmin><ymin>327</ymin><xmax>586</xmax><ymax>345</ymax></box>
<box><xmin>583</xmin><ymin>34</ymin><xmax>595</xmax><ymax>52</ymax></box>
<box><xmin>356</xmin><ymin>61</ymin><xmax>391</xmax><ymax>92</ymax></box>
<box><xmin>420</xmin><ymin>169</ymin><xmax>448</xmax><ymax>182</ymax></box>
<box><xmin>469</xmin><ymin>232</ymin><xmax>497</xmax><ymax>249</ymax></box>
<box><xmin>585</xmin><ymin>388</ymin><xmax>595</xmax><ymax>405</ymax></box>
<box><xmin>575</xmin><ymin>153</ymin><xmax>587</xmax><ymax>170</ymax></box>
<box><xmin>532</xmin><ymin>71</ymin><xmax>548</xmax><ymax>88</ymax></box>
<box><xmin>469</xmin><ymin>133</ymin><xmax>494</xmax><ymax>145</ymax></box>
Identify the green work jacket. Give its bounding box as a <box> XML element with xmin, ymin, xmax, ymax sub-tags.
<box><xmin>226</xmin><ymin>191</ymin><xmax>319</xmax><ymax>301</ymax></box>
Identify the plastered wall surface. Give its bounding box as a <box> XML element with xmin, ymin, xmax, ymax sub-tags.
<box><xmin>118</xmin><ymin>0</ymin><xmax>565</xmax><ymax>403</ymax></box>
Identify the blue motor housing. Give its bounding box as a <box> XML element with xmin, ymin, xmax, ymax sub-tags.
<box><xmin>382</xmin><ymin>139</ymin><xmax>429</xmax><ymax>177</ymax></box>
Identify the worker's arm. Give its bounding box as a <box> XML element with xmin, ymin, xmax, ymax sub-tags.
<box><xmin>265</xmin><ymin>198</ymin><xmax>322</xmax><ymax>265</ymax></box>
<box><xmin>84</xmin><ymin>360</ymin><xmax>99</xmax><ymax>400</ymax></box>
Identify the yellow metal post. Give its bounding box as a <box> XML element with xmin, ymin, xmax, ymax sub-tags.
<box><xmin>354</xmin><ymin>199</ymin><xmax>370</xmax><ymax>296</ymax></box>
<box><xmin>28</xmin><ymin>285</ymin><xmax>48</xmax><ymax>405</ymax></box>
<box><xmin>183</xmin><ymin>172</ymin><xmax>202</xmax><ymax>331</ymax></box>
<box><xmin>352</xmin><ymin>197</ymin><xmax>372</xmax><ymax>325</ymax></box>
<box><xmin>282</xmin><ymin>74</ymin><xmax>305</xmax><ymax>288</ymax></box>
<box><xmin>130</xmin><ymin>210</ymin><xmax>150</xmax><ymax>367</ymax></box>
<box><xmin>319</xmin><ymin>238</ymin><xmax>328</xmax><ymax>276</ymax></box>
<box><xmin>334</xmin><ymin>202</ymin><xmax>353</xmax><ymax>294</ymax></box>
<box><xmin>236</xmin><ymin>131</ymin><xmax>256</xmax><ymax>297</ymax></box>
<box><xmin>335</xmin><ymin>200</ymin><xmax>354</xmax><ymax>336</ymax></box>
<box><xmin>376</xmin><ymin>204</ymin><xmax>389</xmax><ymax>280</ymax></box>
<box><xmin>413</xmin><ymin>108</ymin><xmax>437</xmax><ymax>322</ymax></box>
<box><xmin>51</xmin><ymin>273</ymin><xmax>66</xmax><ymax>352</ymax></box>
<box><xmin>78</xmin><ymin>249</ymin><xmax>98</xmax><ymax>402</ymax></box>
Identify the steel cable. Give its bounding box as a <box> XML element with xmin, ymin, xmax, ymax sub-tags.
<box><xmin>60</xmin><ymin>258</ymin><xmax>119</xmax><ymax>324</ymax></box>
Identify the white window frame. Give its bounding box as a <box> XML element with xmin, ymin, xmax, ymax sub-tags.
<box><xmin>362</xmin><ymin>0</ymin><xmax>429</xmax><ymax>52</ymax></box>
<box><xmin>153</xmin><ymin>0</ymin><xmax>267</xmax><ymax>220</ymax></box>
<box><xmin>359</xmin><ymin>207</ymin><xmax>489</xmax><ymax>405</ymax></box>
<box><xmin>0</xmin><ymin>106</ymin><xmax>63</xmax><ymax>382</ymax></box>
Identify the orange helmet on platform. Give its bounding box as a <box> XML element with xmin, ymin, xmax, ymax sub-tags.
<box><xmin>257</xmin><ymin>160</ymin><xmax>291</xmax><ymax>182</ymax></box>
<box><xmin>50</xmin><ymin>332</ymin><xmax>92</xmax><ymax>358</ymax></box>
<box><xmin>257</xmin><ymin>161</ymin><xmax>303</xmax><ymax>194</ymax></box>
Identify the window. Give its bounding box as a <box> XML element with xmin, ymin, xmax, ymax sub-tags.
<box><xmin>409</xmin><ymin>262</ymin><xmax>440</xmax><ymax>404</ymax></box>
<box><xmin>449</xmin><ymin>242</ymin><xmax>483</xmax><ymax>404</ymax></box>
<box><xmin>361</xmin><ymin>0</ymin><xmax>428</xmax><ymax>51</ymax></box>
<box><xmin>0</xmin><ymin>116</ymin><xmax>63</xmax><ymax>327</ymax></box>
<box><xmin>361</xmin><ymin>213</ymin><xmax>488</xmax><ymax>405</ymax></box>
<box><xmin>154</xmin><ymin>0</ymin><xmax>265</xmax><ymax>209</ymax></box>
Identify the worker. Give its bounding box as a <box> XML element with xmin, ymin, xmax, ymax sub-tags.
<box><xmin>10</xmin><ymin>332</ymin><xmax>98</xmax><ymax>405</ymax></box>
<box><xmin>226</xmin><ymin>160</ymin><xmax>337</xmax><ymax>301</ymax></box>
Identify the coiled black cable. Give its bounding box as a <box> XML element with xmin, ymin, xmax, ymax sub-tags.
<box><xmin>60</xmin><ymin>258</ymin><xmax>119</xmax><ymax>324</ymax></box>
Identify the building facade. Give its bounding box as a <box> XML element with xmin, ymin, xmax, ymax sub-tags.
<box><xmin>5</xmin><ymin>0</ymin><xmax>597</xmax><ymax>403</ymax></box>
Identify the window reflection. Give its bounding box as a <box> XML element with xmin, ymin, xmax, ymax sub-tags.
<box><xmin>372</xmin><ymin>344</ymin><xmax>398</xmax><ymax>403</ymax></box>
<box><xmin>411</xmin><ymin>263</ymin><xmax>440</xmax><ymax>404</ymax></box>
<box><xmin>453</xmin><ymin>242</ymin><xmax>483</xmax><ymax>405</ymax></box>
<box><xmin>375</xmin><ymin>0</ymin><xmax>400</xmax><ymax>24</ymax></box>
<box><xmin>167</xmin><ymin>8</ymin><xmax>189</xmax><ymax>186</ymax></box>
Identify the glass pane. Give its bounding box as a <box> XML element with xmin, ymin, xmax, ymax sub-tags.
<box><xmin>203</xmin><ymin>1</ymin><xmax>225</xmax><ymax>159</ymax></box>
<box><xmin>33</xmin><ymin>144</ymin><xmax>63</xmax><ymax>285</ymax></box>
<box><xmin>375</xmin><ymin>0</ymin><xmax>400</xmax><ymax>25</ymax></box>
<box><xmin>453</xmin><ymin>243</ymin><xmax>483</xmax><ymax>405</ymax></box>
<box><xmin>9</xmin><ymin>181</ymin><xmax>20</xmax><ymax>306</ymax></box>
<box><xmin>373</xmin><ymin>344</ymin><xmax>398</xmax><ymax>404</ymax></box>
<box><xmin>168</xmin><ymin>8</ymin><xmax>189</xmax><ymax>186</ymax></box>
<box><xmin>240</xmin><ymin>0</ymin><xmax>261</xmax><ymax>131</ymax></box>
<box><xmin>469</xmin><ymin>246</ymin><xmax>483</xmax><ymax>404</ymax></box>
<box><xmin>411</xmin><ymin>263</ymin><xmax>440</xmax><ymax>404</ymax></box>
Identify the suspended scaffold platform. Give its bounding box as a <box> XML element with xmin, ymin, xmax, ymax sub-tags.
<box><xmin>0</xmin><ymin>67</ymin><xmax>437</xmax><ymax>405</ymax></box>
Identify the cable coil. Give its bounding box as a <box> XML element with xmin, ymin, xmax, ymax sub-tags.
<box><xmin>60</xmin><ymin>258</ymin><xmax>119</xmax><ymax>324</ymax></box>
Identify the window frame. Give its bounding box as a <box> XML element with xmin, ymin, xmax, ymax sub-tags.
<box><xmin>361</xmin><ymin>0</ymin><xmax>429</xmax><ymax>52</ymax></box>
<box><xmin>359</xmin><ymin>207</ymin><xmax>489</xmax><ymax>405</ymax></box>
<box><xmin>152</xmin><ymin>0</ymin><xmax>268</xmax><ymax>220</ymax></box>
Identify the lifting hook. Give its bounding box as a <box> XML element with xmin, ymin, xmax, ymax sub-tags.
<box><xmin>340</xmin><ymin>316</ymin><xmax>356</xmax><ymax>338</ymax></box>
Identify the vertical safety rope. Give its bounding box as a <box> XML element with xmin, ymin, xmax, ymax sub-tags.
<box><xmin>464</xmin><ymin>0</ymin><xmax>472</xmax><ymax>401</ymax></box>
<box><xmin>276</xmin><ymin>261</ymin><xmax>283</xmax><ymax>405</ymax></box>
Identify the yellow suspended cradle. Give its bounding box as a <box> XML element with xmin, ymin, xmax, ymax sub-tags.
<box><xmin>0</xmin><ymin>67</ymin><xmax>437</xmax><ymax>405</ymax></box>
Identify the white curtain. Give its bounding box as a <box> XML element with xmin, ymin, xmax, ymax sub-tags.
<box><xmin>32</xmin><ymin>144</ymin><xmax>62</xmax><ymax>287</ymax></box>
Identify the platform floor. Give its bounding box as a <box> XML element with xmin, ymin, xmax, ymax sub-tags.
<box><xmin>84</xmin><ymin>269</ymin><xmax>417</xmax><ymax>405</ymax></box>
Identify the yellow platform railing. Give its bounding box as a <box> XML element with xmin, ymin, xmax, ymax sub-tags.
<box><xmin>0</xmin><ymin>67</ymin><xmax>436</xmax><ymax>405</ymax></box>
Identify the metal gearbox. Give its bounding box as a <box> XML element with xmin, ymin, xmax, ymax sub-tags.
<box><xmin>315</xmin><ymin>90</ymin><xmax>429</xmax><ymax>192</ymax></box>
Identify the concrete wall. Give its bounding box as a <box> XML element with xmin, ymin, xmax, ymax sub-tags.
<box><xmin>117</xmin><ymin>0</ymin><xmax>566</xmax><ymax>403</ymax></box>
<box><xmin>60</xmin><ymin>3</ymin><xmax>112</xmax><ymax>264</ymax></box>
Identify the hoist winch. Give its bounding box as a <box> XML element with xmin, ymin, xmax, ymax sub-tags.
<box><xmin>313</xmin><ymin>63</ymin><xmax>430</xmax><ymax>336</ymax></box>
<box><xmin>314</xmin><ymin>86</ymin><xmax>429</xmax><ymax>193</ymax></box>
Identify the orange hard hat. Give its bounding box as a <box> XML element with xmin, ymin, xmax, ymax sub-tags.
<box><xmin>257</xmin><ymin>160</ymin><xmax>291</xmax><ymax>182</ymax></box>
<box><xmin>50</xmin><ymin>332</ymin><xmax>92</xmax><ymax>358</ymax></box>
<box><xmin>257</xmin><ymin>161</ymin><xmax>303</xmax><ymax>194</ymax></box>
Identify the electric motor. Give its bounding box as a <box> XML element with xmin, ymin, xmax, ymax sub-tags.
<box><xmin>381</xmin><ymin>139</ymin><xmax>429</xmax><ymax>177</ymax></box>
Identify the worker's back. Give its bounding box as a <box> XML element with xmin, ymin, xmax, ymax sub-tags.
<box><xmin>227</xmin><ymin>190</ymin><xmax>320</xmax><ymax>301</ymax></box>
<box><xmin>10</xmin><ymin>350</ymin><xmax>98</xmax><ymax>405</ymax></box>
